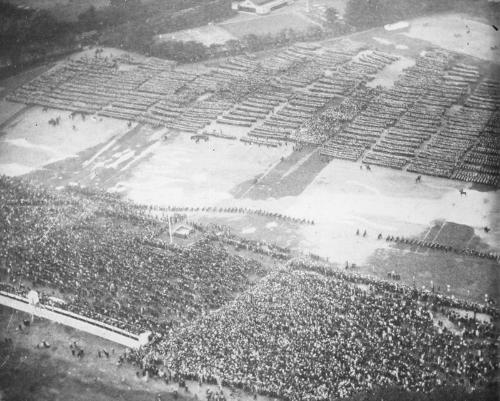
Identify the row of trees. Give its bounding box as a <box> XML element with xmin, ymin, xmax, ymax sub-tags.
<box><xmin>0</xmin><ymin>3</ymin><xmax>79</xmax><ymax>68</ymax></box>
<box><xmin>149</xmin><ymin>25</ymin><xmax>336</xmax><ymax>63</ymax></box>
<box><xmin>2</xmin><ymin>0</ymin><xmax>499</xmax><ymax>75</ymax></box>
<box><xmin>0</xmin><ymin>0</ymin><xmax>233</xmax><ymax>72</ymax></box>
<box><xmin>144</xmin><ymin>0</ymin><xmax>499</xmax><ymax>64</ymax></box>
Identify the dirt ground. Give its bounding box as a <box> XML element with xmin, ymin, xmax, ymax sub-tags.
<box><xmin>0</xmin><ymin>106</ymin><xmax>132</xmax><ymax>177</ymax></box>
<box><xmin>0</xmin><ymin>307</ymin><xmax>192</xmax><ymax>401</ymax></box>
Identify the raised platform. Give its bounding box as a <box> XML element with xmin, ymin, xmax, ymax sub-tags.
<box><xmin>0</xmin><ymin>291</ymin><xmax>145</xmax><ymax>349</ymax></box>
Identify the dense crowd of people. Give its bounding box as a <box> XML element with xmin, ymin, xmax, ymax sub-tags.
<box><xmin>0</xmin><ymin>176</ymin><xmax>265</xmax><ymax>334</ymax></box>
<box><xmin>129</xmin><ymin>261</ymin><xmax>498</xmax><ymax>401</ymax></box>
<box><xmin>1</xmin><ymin>175</ymin><xmax>498</xmax><ymax>401</ymax></box>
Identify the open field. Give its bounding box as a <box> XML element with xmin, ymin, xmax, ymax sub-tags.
<box><xmin>157</xmin><ymin>25</ymin><xmax>237</xmax><ymax>46</ymax></box>
<box><xmin>404</xmin><ymin>13</ymin><xmax>500</xmax><ymax>63</ymax></box>
<box><xmin>219</xmin><ymin>11</ymin><xmax>316</xmax><ymax>37</ymax></box>
<box><xmin>115</xmin><ymin>131</ymin><xmax>292</xmax><ymax>206</ymax></box>
<box><xmin>0</xmin><ymin>106</ymin><xmax>131</xmax><ymax>176</ymax></box>
<box><xmin>365</xmin><ymin>248</ymin><xmax>500</xmax><ymax>303</ymax></box>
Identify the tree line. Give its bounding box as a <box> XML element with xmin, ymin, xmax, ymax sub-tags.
<box><xmin>1</xmin><ymin>0</ymin><xmax>498</xmax><ymax>75</ymax></box>
<box><xmin>0</xmin><ymin>0</ymin><xmax>233</xmax><ymax>73</ymax></box>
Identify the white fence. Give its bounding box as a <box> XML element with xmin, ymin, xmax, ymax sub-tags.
<box><xmin>0</xmin><ymin>291</ymin><xmax>143</xmax><ymax>349</ymax></box>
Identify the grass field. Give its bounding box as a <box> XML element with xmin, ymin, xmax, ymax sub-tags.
<box><xmin>219</xmin><ymin>12</ymin><xmax>316</xmax><ymax>38</ymax></box>
<box><xmin>232</xmin><ymin>147</ymin><xmax>327</xmax><ymax>199</ymax></box>
<box><xmin>157</xmin><ymin>25</ymin><xmax>236</xmax><ymax>46</ymax></box>
<box><xmin>365</xmin><ymin>248</ymin><xmax>500</xmax><ymax>304</ymax></box>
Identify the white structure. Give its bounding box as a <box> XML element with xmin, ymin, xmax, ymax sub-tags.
<box><xmin>173</xmin><ymin>224</ymin><xmax>194</xmax><ymax>239</ymax></box>
<box><xmin>0</xmin><ymin>291</ymin><xmax>142</xmax><ymax>349</ymax></box>
<box><xmin>27</xmin><ymin>290</ymin><xmax>39</xmax><ymax>306</ymax></box>
<box><xmin>138</xmin><ymin>331</ymin><xmax>153</xmax><ymax>347</ymax></box>
<box><xmin>384</xmin><ymin>21</ymin><xmax>410</xmax><ymax>31</ymax></box>
<box><xmin>236</xmin><ymin>0</ymin><xmax>291</xmax><ymax>14</ymax></box>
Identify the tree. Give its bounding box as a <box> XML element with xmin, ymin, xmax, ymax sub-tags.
<box><xmin>78</xmin><ymin>6</ymin><xmax>99</xmax><ymax>31</ymax></box>
<box><xmin>325</xmin><ymin>7</ymin><xmax>338</xmax><ymax>26</ymax></box>
<box><xmin>344</xmin><ymin>0</ymin><xmax>385</xmax><ymax>29</ymax></box>
<box><xmin>241</xmin><ymin>34</ymin><xmax>262</xmax><ymax>51</ymax></box>
<box><xmin>225</xmin><ymin>39</ymin><xmax>242</xmax><ymax>55</ymax></box>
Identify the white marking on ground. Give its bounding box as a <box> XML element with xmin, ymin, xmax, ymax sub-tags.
<box><xmin>430</xmin><ymin>221</ymin><xmax>447</xmax><ymax>243</ymax></box>
<box><xmin>120</xmin><ymin>141</ymin><xmax>160</xmax><ymax>172</ymax></box>
<box><xmin>242</xmin><ymin>227</ymin><xmax>256</xmax><ymax>234</ymax></box>
<box><xmin>83</xmin><ymin>134</ymin><xmax>123</xmax><ymax>168</ymax></box>
<box><xmin>281</xmin><ymin>150</ymin><xmax>315</xmax><ymax>180</ymax></box>
<box><xmin>106</xmin><ymin>149</ymin><xmax>135</xmax><ymax>169</ymax></box>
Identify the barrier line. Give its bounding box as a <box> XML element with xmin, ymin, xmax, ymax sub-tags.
<box><xmin>0</xmin><ymin>292</ymin><xmax>141</xmax><ymax>349</ymax></box>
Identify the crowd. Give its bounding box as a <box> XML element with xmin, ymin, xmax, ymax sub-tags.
<box><xmin>0</xmin><ymin>176</ymin><xmax>265</xmax><ymax>334</ymax></box>
<box><xmin>1</xmin><ymin>175</ymin><xmax>498</xmax><ymax>401</ymax></box>
<box><xmin>129</xmin><ymin>261</ymin><xmax>498</xmax><ymax>401</ymax></box>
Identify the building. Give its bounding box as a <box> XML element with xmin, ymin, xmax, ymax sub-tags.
<box><xmin>173</xmin><ymin>224</ymin><xmax>194</xmax><ymax>239</ymax></box>
<box><xmin>234</xmin><ymin>0</ymin><xmax>291</xmax><ymax>15</ymax></box>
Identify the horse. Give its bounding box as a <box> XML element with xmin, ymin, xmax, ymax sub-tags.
<box><xmin>459</xmin><ymin>189</ymin><xmax>467</xmax><ymax>196</ymax></box>
<box><xmin>415</xmin><ymin>175</ymin><xmax>422</xmax><ymax>183</ymax></box>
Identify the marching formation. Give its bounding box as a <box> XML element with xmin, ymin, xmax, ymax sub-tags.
<box><xmin>6</xmin><ymin>40</ymin><xmax>499</xmax><ymax>188</ymax></box>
